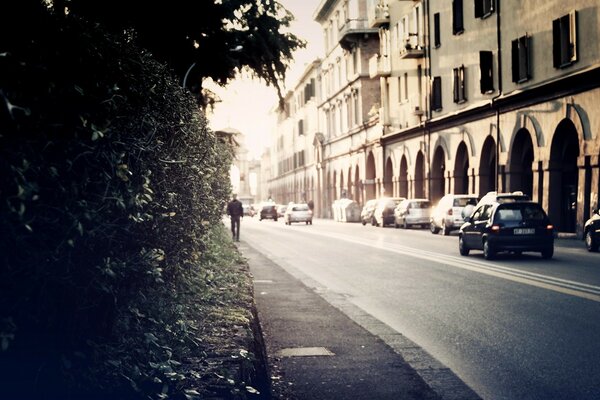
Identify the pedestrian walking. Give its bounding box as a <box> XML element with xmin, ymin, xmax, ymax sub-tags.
<box><xmin>226</xmin><ymin>193</ymin><xmax>244</xmax><ymax>241</ymax></box>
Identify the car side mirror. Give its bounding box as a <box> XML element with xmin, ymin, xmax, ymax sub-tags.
<box><xmin>594</xmin><ymin>208</ymin><xmax>599</xmax><ymax>215</ymax></box>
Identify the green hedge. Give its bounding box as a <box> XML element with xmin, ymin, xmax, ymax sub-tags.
<box><xmin>0</xmin><ymin>6</ymin><xmax>242</xmax><ymax>398</ymax></box>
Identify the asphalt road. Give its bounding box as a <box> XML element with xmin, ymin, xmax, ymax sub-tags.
<box><xmin>238</xmin><ymin>216</ymin><xmax>600</xmax><ymax>400</ymax></box>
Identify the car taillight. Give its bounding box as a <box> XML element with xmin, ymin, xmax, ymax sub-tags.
<box><xmin>546</xmin><ymin>224</ymin><xmax>554</xmax><ymax>231</ymax></box>
<box><xmin>491</xmin><ymin>224</ymin><xmax>501</xmax><ymax>233</ymax></box>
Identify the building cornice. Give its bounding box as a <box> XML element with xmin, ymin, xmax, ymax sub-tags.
<box><xmin>382</xmin><ymin>65</ymin><xmax>600</xmax><ymax>144</ymax></box>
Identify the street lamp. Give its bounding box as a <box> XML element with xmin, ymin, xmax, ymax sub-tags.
<box><xmin>182</xmin><ymin>45</ymin><xmax>243</xmax><ymax>90</ymax></box>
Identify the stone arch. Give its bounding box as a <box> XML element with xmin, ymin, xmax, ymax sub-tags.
<box><xmin>414</xmin><ymin>151</ymin><xmax>425</xmax><ymax>198</ymax></box>
<box><xmin>508</xmin><ymin>128</ymin><xmax>534</xmax><ymax>197</ymax></box>
<box><xmin>365</xmin><ymin>151</ymin><xmax>376</xmax><ymax>200</ymax></box>
<box><xmin>339</xmin><ymin>169</ymin><xmax>345</xmax><ymax>198</ymax></box>
<box><xmin>479</xmin><ymin>136</ymin><xmax>497</xmax><ymax>196</ymax></box>
<box><xmin>354</xmin><ymin>165</ymin><xmax>362</xmax><ymax>205</ymax></box>
<box><xmin>384</xmin><ymin>156</ymin><xmax>394</xmax><ymax>196</ymax></box>
<box><xmin>549</xmin><ymin>119</ymin><xmax>580</xmax><ymax>233</ymax></box>
<box><xmin>453</xmin><ymin>141</ymin><xmax>470</xmax><ymax>194</ymax></box>
<box><xmin>431</xmin><ymin>146</ymin><xmax>446</xmax><ymax>202</ymax></box>
<box><xmin>399</xmin><ymin>154</ymin><xmax>409</xmax><ymax>198</ymax></box>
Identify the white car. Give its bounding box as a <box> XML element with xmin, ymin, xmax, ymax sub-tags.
<box><xmin>430</xmin><ymin>194</ymin><xmax>479</xmax><ymax>235</ymax></box>
<box><xmin>394</xmin><ymin>199</ymin><xmax>432</xmax><ymax>229</ymax></box>
<box><xmin>373</xmin><ymin>197</ymin><xmax>405</xmax><ymax>227</ymax></box>
<box><xmin>284</xmin><ymin>203</ymin><xmax>313</xmax><ymax>225</ymax></box>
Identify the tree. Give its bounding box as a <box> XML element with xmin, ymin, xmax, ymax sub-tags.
<box><xmin>52</xmin><ymin>0</ymin><xmax>305</xmax><ymax>108</ymax></box>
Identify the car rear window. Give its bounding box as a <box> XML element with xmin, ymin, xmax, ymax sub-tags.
<box><xmin>293</xmin><ymin>205</ymin><xmax>309</xmax><ymax>211</ymax></box>
<box><xmin>496</xmin><ymin>204</ymin><xmax>546</xmax><ymax>222</ymax></box>
<box><xmin>454</xmin><ymin>197</ymin><xmax>478</xmax><ymax>207</ymax></box>
<box><xmin>411</xmin><ymin>201</ymin><xmax>431</xmax><ymax>208</ymax></box>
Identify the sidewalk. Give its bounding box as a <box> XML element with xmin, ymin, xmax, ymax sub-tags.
<box><xmin>239</xmin><ymin>242</ymin><xmax>481</xmax><ymax>400</ymax></box>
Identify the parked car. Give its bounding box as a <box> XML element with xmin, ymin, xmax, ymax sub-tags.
<box><xmin>430</xmin><ymin>194</ymin><xmax>479</xmax><ymax>235</ymax></box>
<box><xmin>242</xmin><ymin>204</ymin><xmax>255</xmax><ymax>217</ymax></box>
<box><xmin>277</xmin><ymin>204</ymin><xmax>287</xmax><ymax>218</ymax></box>
<box><xmin>373</xmin><ymin>197</ymin><xmax>405</xmax><ymax>227</ymax></box>
<box><xmin>360</xmin><ymin>199</ymin><xmax>378</xmax><ymax>226</ymax></box>
<box><xmin>394</xmin><ymin>199</ymin><xmax>432</xmax><ymax>229</ymax></box>
<box><xmin>259</xmin><ymin>204</ymin><xmax>278</xmax><ymax>221</ymax></box>
<box><xmin>584</xmin><ymin>208</ymin><xmax>600</xmax><ymax>252</ymax></box>
<box><xmin>462</xmin><ymin>191</ymin><xmax>530</xmax><ymax>221</ymax></box>
<box><xmin>284</xmin><ymin>203</ymin><xmax>313</xmax><ymax>225</ymax></box>
<box><xmin>458</xmin><ymin>200</ymin><xmax>554</xmax><ymax>260</ymax></box>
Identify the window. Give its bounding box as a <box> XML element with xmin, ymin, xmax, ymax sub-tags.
<box><xmin>431</xmin><ymin>76</ymin><xmax>442</xmax><ymax>112</ymax></box>
<box><xmin>403</xmin><ymin>72</ymin><xmax>409</xmax><ymax>101</ymax></box>
<box><xmin>479</xmin><ymin>51</ymin><xmax>494</xmax><ymax>94</ymax></box>
<box><xmin>452</xmin><ymin>0</ymin><xmax>464</xmax><ymax>35</ymax></box>
<box><xmin>298</xmin><ymin>119</ymin><xmax>304</xmax><ymax>136</ymax></box>
<box><xmin>453</xmin><ymin>65</ymin><xmax>467</xmax><ymax>103</ymax></box>
<box><xmin>433</xmin><ymin>12</ymin><xmax>441</xmax><ymax>48</ymax></box>
<box><xmin>474</xmin><ymin>0</ymin><xmax>494</xmax><ymax>19</ymax></box>
<box><xmin>553</xmin><ymin>11</ymin><xmax>578</xmax><ymax>68</ymax></box>
<box><xmin>511</xmin><ymin>35</ymin><xmax>531</xmax><ymax>83</ymax></box>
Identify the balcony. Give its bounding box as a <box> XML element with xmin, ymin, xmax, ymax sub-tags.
<box><xmin>368</xmin><ymin>54</ymin><xmax>391</xmax><ymax>78</ymax></box>
<box><xmin>338</xmin><ymin>19</ymin><xmax>378</xmax><ymax>50</ymax></box>
<box><xmin>367</xmin><ymin>1</ymin><xmax>390</xmax><ymax>28</ymax></box>
<box><xmin>399</xmin><ymin>36</ymin><xmax>424</xmax><ymax>59</ymax></box>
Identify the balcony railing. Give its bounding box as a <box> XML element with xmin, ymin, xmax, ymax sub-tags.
<box><xmin>338</xmin><ymin>19</ymin><xmax>378</xmax><ymax>50</ymax></box>
<box><xmin>368</xmin><ymin>54</ymin><xmax>391</xmax><ymax>78</ymax></box>
<box><xmin>367</xmin><ymin>1</ymin><xmax>390</xmax><ymax>28</ymax></box>
<box><xmin>399</xmin><ymin>36</ymin><xmax>424</xmax><ymax>59</ymax></box>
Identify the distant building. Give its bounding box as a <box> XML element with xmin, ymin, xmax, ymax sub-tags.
<box><xmin>215</xmin><ymin>127</ymin><xmax>261</xmax><ymax>205</ymax></box>
<box><xmin>266</xmin><ymin>0</ymin><xmax>600</xmax><ymax>237</ymax></box>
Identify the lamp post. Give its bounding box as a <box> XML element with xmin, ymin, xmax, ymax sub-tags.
<box><xmin>182</xmin><ymin>45</ymin><xmax>243</xmax><ymax>90</ymax></box>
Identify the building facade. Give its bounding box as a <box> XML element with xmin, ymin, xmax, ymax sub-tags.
<box><xmin>267</xmin><ymin>0</ymin><xmax>600</xmax><ymax>237</ymax></box>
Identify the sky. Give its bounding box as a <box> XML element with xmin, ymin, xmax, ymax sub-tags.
<box><xmin>207</xmin><ymin>0</ymin><xmax>324</xmax><ymax>160</ymax></box>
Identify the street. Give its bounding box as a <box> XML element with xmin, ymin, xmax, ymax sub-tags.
<box><xmin>239</xmin><ymin>216</ymin><xmax>600</xmax><ymax>400</ymax></box>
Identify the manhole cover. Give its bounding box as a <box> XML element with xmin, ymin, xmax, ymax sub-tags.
<box><xmin>276</xmin><ymin>347</ymin><xmax>335</xmax><ymax>357</ymax></box>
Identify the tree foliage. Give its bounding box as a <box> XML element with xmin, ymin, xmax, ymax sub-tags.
<box><xmin>54</xmin><ymin>0</ymin><xmax>305</xmax><ymax>107</ymax></box>
<box><xmin>0</xmin><ymin>5</ymin><xmax>263</xmax><ymax>398</ymax></box>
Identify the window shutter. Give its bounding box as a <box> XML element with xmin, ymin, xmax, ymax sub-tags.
<box><xmin>518</xmin><ymin>36</ymin><xmax>531</xmax><ymax>81</ymax></box>
<box><xmin>479</xmin><ymin>51</ymin><xmax>494</xmax><ymax>93</ymax></box>
<box><xmin>432</xmin><ymin>77</ymin><xmax>442</xmax><ymax>111</ymax></box>
<box><xmin>434</xmin><ymin>13</ymin><xmax>441</xmax><ymax>48</ymax></box>
<box><xmin>552</xmin><ymin>18</ymin><xmax>561</xmax><ymax>68</ymax></box>
<box><xmin>452</xmin><ymin>0</ymin><xmax>464</xmax><ymax>34</ymax></box>
<box><xmin>475</xmin><ymin>0</ymin><xmax>483</xmax><ymax>18</ymax></box>
<box><xmin>453</xmin><ymin>68</ymin><xmax>459</xmax><ymax>102</ymax></box>
<box><xmin>511</xmin><ymin>39</ymin><xmax>519</xmax><ymax>83</ymax></box>
<box><xmin>569</xmin><ymin>10</ymin><xmax>578</xmax><ymax>63</ymax></box>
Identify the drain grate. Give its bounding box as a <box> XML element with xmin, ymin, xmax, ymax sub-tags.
<box><xmin>276</xmin><ymin>347</ymin><xmax>335</xmax><ymax>357</ymax></box>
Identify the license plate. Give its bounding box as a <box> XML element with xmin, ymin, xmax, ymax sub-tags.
<box><xmin>514</xmin><ymin>228</ymin><xmax>535</xmax><ymax>235</ymax></box>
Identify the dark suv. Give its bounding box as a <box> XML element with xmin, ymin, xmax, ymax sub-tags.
<box><xmin>259</xmin><ymin>204</ymin><xmax>278</xmax><ymax>221</ymax></box>
<box><xmin>458</xmin><ymin>201</ymin><xmax>554</xmax><ymax>260</ymax></box>
<box><xmin>584</xmin><ymin>208</ymin><xmax>600</xmax><ymax>252</ymax></box>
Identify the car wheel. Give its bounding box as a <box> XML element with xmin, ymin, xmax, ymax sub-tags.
<box><xmin>459</xmin><ymin>235</ymin><xmax>470</xmax><ymax>256</ymax></box>
<box><xmin>274</xmin><ymin>218</ymin><xmax>278</xmax><ymax>222</ymax></box>
<box><xmin>371</xmin><ymin>217</ymin><xmax>377</xmax><ymax>226</ymax></box>
<box><xmin>483</xmin><ymin>240</ymin><xmax>495</xmax><ymax>260</ymax></box>
<box><xmin>442</xmin><ymin>224</ymin><xmax>450</xmax><ymax>236</ymax></box>
<box><xmin>541</xmin><ymin>247</ymin><xmax>554</xmax><ymax>259</ymax></box>
<box><xmin>585</xmin><ymin>230</ymin><xmax>599</xmax><ymax>252</ymax></box>
<box><xmin>430</xmin><ymin>223</ymin><xmax>440</xmax><ymax>234</ymax></box>
<box><xmin>362</xmin><ymin>220</ymin><xmax>367</xmax><ymax>226</ymax></box>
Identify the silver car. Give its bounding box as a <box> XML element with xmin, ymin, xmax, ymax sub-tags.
<box><xmin>284</xmin><ymin>203</ymin><xmax>313</xmax><ymax>225</ymax></box>
<box><xmin>394</xmin><ymin>199</ymin><xmax>432</xmax><ymax>229</ymax></box>
<box><xmin>430</xmin><ymin>194</ymin><xmax>479</xmax><ymax>235</ymax></box>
